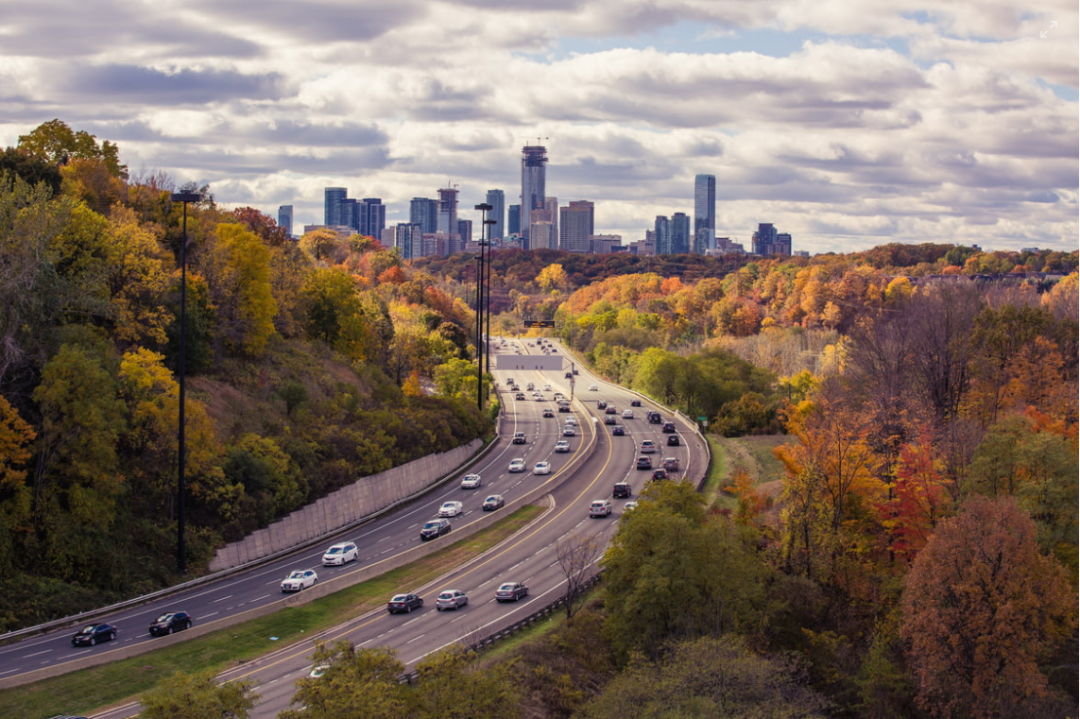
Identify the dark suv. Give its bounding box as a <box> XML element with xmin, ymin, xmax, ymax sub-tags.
<box><xmin>636</xmin><ymin>456</ymin><xmax>653</xmax><ymax>470</ymax></box>
<box><xmin>662</xmin><ymin>421</ymin><xmax>676</xmax><ymax>433</ymax></box>
<box><xmin>647</xmin><ymin>410</ymin><xmax>661</xmax><ymax>424</ymax></box>
<box><xmin>613</xmin><ymin>482</ymin><xmax>632</xmax><ymax>499</ymax></box>
<box><xmin>149</xmin><ymin>611</ymin><xmax>192</xmax><ymax>637</ymax></box>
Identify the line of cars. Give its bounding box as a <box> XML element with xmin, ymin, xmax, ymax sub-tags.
<box><xmin>385</xmin><ymin>581</ymin><xmax>528</xmax><ymax>615</ymax></box>
<box><xmin>70</xmin><ymin>609</ymin><xmax>194</xmax><ymax>648</ymax></box>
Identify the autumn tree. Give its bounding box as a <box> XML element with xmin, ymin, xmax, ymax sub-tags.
<box><xmin>555</xmin><ymin>533</ymin><xmax>603</xmax><ymax>619</ymax></box>
<box><xmin>0</xmin><ymin>395</ymin><xmax>35</xmax><ymax>573</ymax></box>
<box><xmin>211</xmin><ymin>222</ymin><xmax>278</xmax><ymax>356</ymax></box>
<box><xmin>900</xmin><ymin>496</ymin><xmax>1076</xmax><ymax>718</ymax></box>
<box><xmin>18</xmin><ymin>119</ymin><xmax>127</xmax><ymax>178</ymax></box>
<box><xmin>283</xmin><ymin>642</ymin><xmax>408</xmax><ymax>719</ymax></box>
<box><xmin>535</xmin><ymin>262</ymin><xmax>570</xmax><ymax>293</ymax></box>
<box><xmin>140</xmin><ymin>670</ymin><xmax>258</xmax><ymax>719</ymax></box>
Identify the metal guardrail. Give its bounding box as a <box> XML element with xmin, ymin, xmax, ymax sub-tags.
<box><xmin>398</xmin><ymin>572</ymin><xmax>603</xmax><ymax>684</ymax></box>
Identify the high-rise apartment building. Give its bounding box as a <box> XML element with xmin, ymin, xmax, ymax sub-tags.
<box><xmin>360</xmin><ymin>198</ymin><xmax>385</xmax><ymax>238</ymax></box>
<box><xmin>530</xmin><ymin>221</ymin><xmax>557</xmax><ymax>250</ymax></box>
<box><xmin>654</xmin><ymin>216</ymin><xmax>672</xmax><ymax>254</ymax></box>
<box><xmin>410</xmin><ymin>197</ymin><xmax>438</xmax><ymax>234</ymax></box>
<box><xmin>457</xmin><ymin>219</ymin><xmax>472</xmax><ymax>243</ymax></box>
<box><xmin>559</xmin><ymin>201</ymin><xmax>594</xmax><ymax>253</ymax></box>
<box><xmin>278</xmin><ymin>205</ymin><xmax>293</xmax><ymax>237</ymax></box>
<box><xmin>508</xmin><ymin>204</ymin><xmax>521</xmax><ymax>235</ymax></box>
<box><xmin>436</xmin><ymin>187</ymin><xmax>459</xmax><ymax>237</ymax></box>
<box><xmin>693</xmin><ymin>174</ymin><xmax>716</xmax><ymax>254</ymax></box>
<box><xmin>520</xmin><ymin>145</ymin><xmax>548</xmax><ymax>242</ymax></box>
<box><xmin>485</xmin><ymin>189</ymin><xmax>505</xmax><ymax>240</ymax></box>
<box><xmin>672</xmin><ymin>212</ymin><xmax>691</xmax><ymax>255</ymax></box>
<box><xmin>751</xmin><ymin>223</ymin><xmax>793</xmax><ymax>256</ymax></box>
<box><xmin>324</xmin><ymin>187</ymin><xmax>347</xmax><ymax>226</ymax></box>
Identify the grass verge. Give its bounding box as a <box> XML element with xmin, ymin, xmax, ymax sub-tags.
<box><xmin>0</xmin><ymin>505</ymin><xmax>544</xmax><ymax>719</ymax></box>
<box><xmin>701</xmin><ymin>433</ymin><xmax>728</xmax><ymax>506</ymax></box>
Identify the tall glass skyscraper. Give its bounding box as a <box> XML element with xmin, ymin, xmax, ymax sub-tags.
<box><xmin>277</xmin><ymin>205</ymin><xmax>293</xmax><ymax>237</ymax></box>
<box><xmin>437</xmin><ymin>187</ymin><xmax>459</xmax><ymax>236</ymax></box>
<box><xmin>654</xmin><ymin>216</ymin><xmax>672</xmax><ymax>255</ymax></box>
<box><xmin>520</xmin><ymin>145</ymin><xmax>548</xmax><ymax>243</ymax></box>
<box><xmin>324</xmin><ymin>187</ymin><xmax>347</xmax><ymax>226</ymax></box>
<box><xmin>672</xmin><ymin>212</ymin><xmax>691</xmax><ymax>254</ymax></box>
<box><xmin>410</xmin><ymin>197</ymin><xmax>438</xmax><ymax>234</ymax></box>
<box><xmin>485</xmin><ymin>189</ymin><xmax>505</xmax><ymax>240</ymax></box>
<box><xmin>694</xmin><ymin>174</ymin><xmax>716</xmax><ymax>254</ymax></box>
<box><xmin>508</xmin><ymin>204</ymin><xmax>520</xmax><ymax>236</ymax></box>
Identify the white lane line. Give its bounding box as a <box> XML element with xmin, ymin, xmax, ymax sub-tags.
<box><xmin>250</xmin><ymin>594</ymin><xmax>271</xmax><ymax>603</ymax></box>
<box><xmin>201</xmin><ymin>612</ymin><xmax>219</xmax><ymax>619</ymax></box>
<box><xmin>212</xmin><ymin>595</ymin><xmax>233</xmax><ymax>603</ymax></box>
<box><xmin>24</xmin><ymin>649</ymin><xmax>52</xmax><ymax>658</ymax></box>
<box><xmin>0</xmin><ymin>668</ymin><xmax>21</xmax><ymax>677</ymax></box>
<box><xmin>405</xmin><ymin>634</ymin><xmax>425</xmax><ymax>644</ymax></box>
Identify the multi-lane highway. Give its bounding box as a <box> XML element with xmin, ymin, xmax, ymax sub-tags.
<box><xmin>3</xmin><ymin>337</ymin><xmax>709</xmax><ymax>718</ymax></box>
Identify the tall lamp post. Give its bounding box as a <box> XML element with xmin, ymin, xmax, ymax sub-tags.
<box><xmin>171</xmin><ymin>191</ymin><xmax>199</xmax><ymax>575</ymax></box>
<box><xmin>473</xmin><ymin>203</ymin><xmax>493</xmax><ymax>411</ymax></box>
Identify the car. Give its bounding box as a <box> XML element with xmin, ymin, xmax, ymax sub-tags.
<box><xmin>526</xmin><ymin>382</ymin><xmax>535</xmax><ymax>391</ymax></box>
<box><xmin>495</xmin><ymin>582</ymin><xmax>529</xmax><ymax>602</ymax></box>
<box><xmin>612</xmin><ymin>425</ymin><xmax>625</xmax><ymax>436</ymax></box>
<box><xmin>636</xmin><ymin>456</ymin><xmax>653</xmax><ymax>470</ymax></box>
<box><xmin>630</xmin><ymin>399</ymin><xmax>642</xmax><ymax>407</ymax></box>
<box><xmin>460</xmin><ymin>473</ymin><xmax>483</xmax><ymax>489</ymax></box>
<box><xmin>508</xmin><ymin>458</ymin><xmax>527</xmax><ymax>472</ymax></box>
<box><xmin>663</xmin><ymin>457</ymin><xmax>681</xmax><ymax>472</ymax></box>
<box><xmin>564</xmin><ymin>416</ymin><xmax>578</xmax><ymax>426</ymax></box>
<box><xmin>662</xmin><ymin>422</ymin><xmax>676</xmax><ymax>433</ymax></box>
<box><xmin>543</xmin><ymin>384</ymin><xmax>552</xmax><ymax>391</ymax></box>
<box><xmin>554</xmin><ymin>439</ymin><xmax>571</xmax><ymax>453</ymax></box>
<box><xmin>622</xmin><ymin>409</ymin><xmax>635</xmax><ymax>419</ymax></box>
<box><xmin>514</xmin><ymin>392</ymin><xmax>525</xmax><ymax>400</ymax></box>
<box><xmin>436</xmin><ymin>589</ymin><xmax>469</xmax><ymax>610</ymax></box>
<box><xmin>420</xmin><ymin>518</ymin><xmax>452</xmax><ymax>540</ymax></box>
<box><xmin>603</xmin><ymin>415</ymin><xmax>617</xmax><ymax>425</ymax></box>
<box><xmin>149</xmin><ymin>608</ymin><xmax>193</xmax><ymax>634</ymax></box>
<box><xmin>533</xmin><ymin>460</ymin><xmax>552</xmax><ymax>475</ymax></box>
<box><xmin>482</xmin><ymin>494</ymin><xmax>505</xmax><ymax>511</ymax></box>
<box><xmin>71</xmin><ymin>623</ymin><xmax>117</xmax><ymax>647</ymax></box>
<box><xmin>512</xmin><ymin>431</ymin><xmax>527</xmax><ymax>444</ymax></box>
<box><xmin>558</xmin><ymin>401</ymin><xmax>571</xmax><ymax>412</ymax></box>
<box><xmin>605</xmin><ymin>405</ymin><xmax>617</xmax><ymax>414</ymax></box>
<box><xmin>387</xmin><ymin>593</ymin><xmax>424</xmax><ymax>614</ymax></box>
<box><xmin>438</xmin><ymin>500</ymin><xmax>464</xmax><ymax>517</ymax></box>
<box><xmin>562</xmin><ymin>426</ymin><xmax>576</xmax><ymax>436</ymax></box>
<box><xmin>573</xmin><ymin>368</ymin><xmax>580</xmax><ymax>375</ymax></box>
<box><xmin>613</xmin><ymin>482</ymin><xmax>632</xmax><ymax>499</ymax></box>
<box><xmin>640</xmin><ymin>439</ymin><xmax>657</xmax><ymax>453</ymax></box>
<box><xmin>667</xmin><ymin>434</ymin><xmax>681</xmax><ymax>446</ymax></box>
<box><xmin>652</xmin><ymin>468</ymin><xmax>669</xmax><ymax>481</ymax></box>
<box><xmin>506</xmin><ymin>377</ymin><xmax>515</xmax><ymax>386</ymax></box>
<box><xmin>589</xmin><ymin>384</ymin><xmax>599</xmax><ymax>391</ymax></box>
<box><xmin>281</xmin><ymin>569</ymin><xmax>318</xmax><ymax>592</ymax></box>
<box><xmin>589</xmin><ymin>499</ymin><xmax>613</xmax><ymax>517</ymax></box>
<box><xmin>542</xmin><ymin>408</ymin><xmax>555</xmax><ymax>418</ymax></box>
<box><xmin>564</xmin><ymin>371</ymin><xmax>573</xmax><ymax>378</ymax></box>
<box><xmin>624</xmin><ymin>500</ymin><xmax>639</xmax><ymax>511</ymax></box>
<box><xmin>554</xmin><ymin>392</ymin><xmax>566</xmax><ymax>401</ymax></box>
<box><xmin>597</xmin><ymin>400</ymin><xmax>607</xmax><ymax>409</ymax></box>
<box><xmin>321</xmin><ymin>541</ymin><xmax>359</xmax><ymax>566</ymax></box>
<box><xmin>309</xmin><ymin>664</ymin><xmax>330</xmax><ymax>678</ymax></box>
<box><xmin>647</xmin><ymin>410</ymin><xmax>662</xmax><ymax>424</ymax></box>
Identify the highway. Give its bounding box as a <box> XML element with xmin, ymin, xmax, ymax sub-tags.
<box><xmin>4</xmin><ymin>337</ymin><xmax>709</xmax><ymax>718</ymax></box>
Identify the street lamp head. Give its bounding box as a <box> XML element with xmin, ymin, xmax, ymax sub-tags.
<box><xmin>171</xmin><ymin>192</ymin><xmax>201</xmax><ymax>203</ymax></box>
<box><xmin>474</xmin><ymin>203</ymin><xmax>493</xmax><ymax>212</ymax></box>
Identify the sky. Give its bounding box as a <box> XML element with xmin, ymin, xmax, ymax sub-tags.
<box><xmin>0</xmin><ymin>0</ymin><xmax>1076</xmax><ymax>255</ymax></box>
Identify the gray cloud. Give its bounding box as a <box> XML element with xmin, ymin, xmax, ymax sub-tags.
<box><xmin>59</xmin><ymin>65</ymin><xmax>286</xmax><ymax>104</ymax></box>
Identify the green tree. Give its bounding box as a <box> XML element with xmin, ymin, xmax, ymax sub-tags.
<box><xmin>213</xmin><ymin>222</ymin><xmax>278</xmax><ymax>356</ymax></box>
<box><xmin>406</xmin><ymin>646</ymin><xmax>520</xmax><ymax>718</ymax></box>
<box><xmin>0</xmin><ymin>395</ymin><xmax>35</xmax><ymax>573</ymax></box>
<box><xmin>140</xmin><ymin>669</ymin><xmax>258</xmax><ymax>719</ymax></box>
<box><xmin>18</xmin><ymin>119</ymin><xmax>127</xmax><ymax>179</ymax></box>
<box><xmin>283</xmin><ymin>642</ymin><xmax>407</xmax><ymax>719</ymax></box>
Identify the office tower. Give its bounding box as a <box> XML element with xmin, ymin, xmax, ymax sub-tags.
<box><xmin>458</xmin><ymin>219</ymin><xmax>473</xmax><ymax>243</ymax></box>
<box><xmin>508</xmin><ymin>204</ymin><xmax>521</xmax><ymax>235</ymax></box>
<box><xmin>360</xmin><ymin>198</ymin><xmax>385</xmax><ymax>238</ymax></box>
<box><xmin>559</xmin><ymin>201</ymin><xmax>594</xmax><ymax>253</ymax></box>
<box><xmin>277</xmin><ymin>205</ymin><xmax>293</xmax><ymax>237</ymax></box>
<box><xmin>485</xmin><ymin>189</ymin><xmax>505</xmax><ymax>239</ymax></box>
<box><xmin>324</xmin><ymin>187</ymin><xmax>347</xmax><ymax>226</ymax></box>
<box><xmin>654</xmin><ymin>216</ymin><xmax>672</xmax><ymax>255</ymax></box>
<box><xmin>410</xmin><ymin>197</ymin><xmax>438</xmax><ymax>234</ymax></box>
<box><xmin>752</xmin><ymin>223</ymin><xmax>777</xmax><ymax>255</ymax></box>
<box><xmin>342</xmin><ymin>197</ymin><xmax>359</xmax><ymax>231</ymax></box>
<box><xmin>436</xmin><ymin>187</ymin><xmax>459</xmax><ymax>237</ymax></box>
<box><xmin>530</xmin><ymin>221</ymin><xmax>557</xmax><ymax>250</ymax></box>
<box><xmin>520</xmin><ymin>144</ymin><xmax>548</xmax><ymax>242</ymax></box>
<box><xmin>672</xmin><ymin>212</ymin><xmax>691</xmax><ymax>254</ymax></box>
<box><xmin>545</xmin><ymin>196</ymin><xmax>559</xmax><ymax>241</ymax></box>
<box><xmin>774</xmin><ymin>232</ymin><xmax>792</xmax><ymax>256</ymax></box>
<box><xmin>394</xmin><ymin>223</ymin><xmax>422</xmax><ymax>259</ymax></box>
<box><xmin>694</xmin><ymin>174</ymin><xmax>716</xmax><ymax>254</ymax></box>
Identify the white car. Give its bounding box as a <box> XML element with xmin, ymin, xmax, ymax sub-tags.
<box><xmin>508</xmin><ymin>458</ymin><xmax>527</xmax><ymax>472</ymax></box>
<box><xmin>624</xmin><ymin>501</ymin><xmax>639</xmax><ymax>512</ymax></box>
<box><xmin>622</xmin><ymin>409</ymin><xmax>635</xmax><ymax>419</ymax></box>
<box><xmin>460</xmin><ymin>474</ymin><xmax>483</xmax><ymax>489</ymax></box>
<box><xmin>564</xmin><ymin>416</ymin><xmax>578</xmax><ymax>426</ymax></box>
<box><xmin>554</xmin><ymin>440</ymin><xmax>571</xmax><ymax>453</ymax></box>
<box><xmin>533</xmin><ymin>461</ymin><xmax>552</xmax><ymax>475</ymax></box>
<box><xmin>438</xmin><ymin>500</ymin><xmax>464</xmax><ymax>517</ymax></box>
<box><xmin>281</xmin><ymin>569</ymin><xmax>318</xmax><ymax>592</ymax></box>
<box><xmin>640</xmin><ymin>440</ymin><xmax>656</xmax><ymax>454</ymax></box>
<box><xmin>562</xmin><ymin>426</ymin><xmax>576</xmax><ymax>437</ymax></box>
<box><xmin>321</xmin><ymin>542</ymin><xmax>358</xmax><ymax>566</ymax></box>
<box><xmin>543</xmin><ymin>384</ymin><xmax>552</xmax><ymax>391</ymax></box>
<box><xmin>589</xmin><ymin>384</ymin><xmax>599</xmax><ymax>391</ymax></box>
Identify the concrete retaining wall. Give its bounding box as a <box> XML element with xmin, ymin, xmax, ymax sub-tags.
<box><xmin>209</xmin><ymin>439</ymin><xmax>483</xmax><ymax>572</ymax></box>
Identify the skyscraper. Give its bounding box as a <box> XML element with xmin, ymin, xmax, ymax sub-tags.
<box><xmin>457</xmin><ymin>219</ymin><xmax>473</xmax><ymax>243</ymax></box>
<box><xmin>654</xmin><ymin>216</ymin><xmax>672</xmax><ymax>255</ymax></box>
<box><xmin>437</xmin><ymin>187</ymin><xmax>459</xmax><ymax>236</ymax></box>
<box><xmin>520</xmin><ymin>145</ymin><xmax>548</xmax><ymax>243</ymax></box>
<box><xmin>672</xmin><ymin>212</ymin><xmax>691</xmax><ymax>254</ymax></box>
<box><xmin>559</xmin><ymin>201</ymin><xmax>594</xmax><ymax>253</ymax></box>
<box><xmin>278</xmin><ymin>205</ymin><xmax>293</xmax><ymax>237</ymax></box>
<box><xmin>694</xmin><ymin>174</ymin><xmax>716</xmax><ymax>254</ymax></box>
<box><xmin>410</xmin><ymin>197</ymin><xmax>438</xmax><ymax>234</ymax></box>
<box><xmin>508</xmin><ymin>204</ymin><xmax>521</xmax><ymax>236</ymax></box>
<box><xmin>394</xmin><ymin>223</ymin><xmax>422</xmax><ymax>260</ymax></box>
<box><xmin>324</xmin><ymin>187</ymin><xmax>347</xmax><ymax>226</ymax></box>
<box><xmin>360</xmin><ymin>198</ymin><xmax>385</xmax><ymax>238</ymax></box>
<box><xmin>485</xmin><ymin>189</ymin><xmax>505</xmax><ymax>240</ymax></box>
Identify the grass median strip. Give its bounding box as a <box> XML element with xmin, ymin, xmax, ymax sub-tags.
<box><xmin>1</xmin><ymin>504</ymin><xmax>544</xmax><ymax>719</ymax></box>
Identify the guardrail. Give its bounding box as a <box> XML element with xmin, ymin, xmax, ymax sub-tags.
<box><xmin>398</xmin><ymin>572</ymin><xmax>604</xmax><ymax>684</ymax></box>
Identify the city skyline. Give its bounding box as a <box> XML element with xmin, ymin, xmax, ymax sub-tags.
<box><xmin>2</xmin><ymin>1</ymin><xmax>1074</xmax><ymax>254</ymax></box>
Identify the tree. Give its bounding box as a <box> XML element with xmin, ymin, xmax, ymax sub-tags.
<box><xmin>213</xmin><ymin>222</ymin><xmax>278</xmax><ymax>356</ymax></box>
<box><xmin>18</xmin><ymin>119</ymin><xmax>127</xmax><ymax>179</ymax></box>
<box><xmin>0</xmin><ymin>147</ymin><xmax>62</xmax><ymax>195</ymax></box>
<box><xmin>900</xmin><ymin>496</ymin><xmax>1076</xmax><ymax>718</ymax></box>
<box><xmin>555</xmin><ymin>533</ymin><xmax>603</xmax><ymax>619</ymax></box>
<box><xmin>283</xmin><ymin>641</ymin><xmax>408</xmax><ymax>719</ymax></box>
<box><xmin>406</xmin><ymin>646</ymin><xmax>520</xmax><ymax>719</ymax></box>
<box><xmin>0</xmin><ymin>395</ymin><xmax>35</xmax><ymax>573</ymax></box>
<box><xmin>535</xmin><ymin>263</ymin><xmax>569</xmax><ymax>293</ymax></box>
<box><xmin>140</xmin><ymin>670</ymin><xmax>258</xmax><ymax>719</ymax></box>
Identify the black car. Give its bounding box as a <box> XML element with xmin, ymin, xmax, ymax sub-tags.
<box><xmin>636</xmin><ymin>456</ymin><xmax>653</xmax><ymax>470</ymax></box>
<box><xmin>667</xmin><ymin>434</ymin><xmax>681</xmax><ymax>446</ymax></box>
<box><xmin>647</xmin><ymin>410</ymin><xmax>661</xmax><ymax>424</ymax></box>
<box><xmin>482</xmin><ymin>494</ymin><xmax>506</xmax><ymax>511</ymax></box>
<box><xmin>652</xmin><ymin>468</ymin><xmax>669</xmax><ymax>481</ymax></box>
<box><xmin>564</xmin><ymin>372</ymin><xmax>572</xmax><ymax>378</ymax></box>
<box><xmin>420</xmin><ymin>518</ymin><xmax>452</xmax><ymax>540</ymax></box>
<box><xmin>543</xmin><ymin>408</ymin><xmax>555</xmax><ymax>418</ymax></box>
<box><xmin>597</xmin><ymin>400</ymin><xmax>607</xmax><ymax>409</ymax></box>
<box><xmin>149</xmin><ymin>611</ymin><xmax>192</xmax><ymax>637</ymax></box>
<box><xmin>612</xmin><ymin>425</ymin><xmax>625</xmax><ymax>436</ymax></box>
<box><xmin>662</xmin><ymin>421</ymin><xmax>676</xmax><ymax>433</ymax></box>
<box><xmin>71</xmin><ymin>623</ymin><xmax>117</xmax><ymax>647</ymax></box>
<box><xmin>603</xmin><ymin>415</ymin><xmax>617</xmax><ymax>425</ymax></box>
<box><xmin>630</xmin><ymin>399</ymin><xmax>641</xmax><ymax>407</ymax></box>
<box><xmin>613</xmin><ymin>482</ymin><xmax>632</xmax><ymax>499</ymax></box>
<box><xmin>387</xmin><ymin>593</ymin><xmax>424</xmax><ymax>614</ymax></box>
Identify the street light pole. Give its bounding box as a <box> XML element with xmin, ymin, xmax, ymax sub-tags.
<box><xmin>474</xmin><ymin>203</ymin><xmax>493</xmax><ymax>412</ymax></box>
<box><xmin>171</xmin><ymin>191</ymin><xmax>199</xmax><ymax>575</ymax></box>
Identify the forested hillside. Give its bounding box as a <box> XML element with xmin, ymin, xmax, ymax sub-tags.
<box><xmin>0</xmin><ymin>122</ymin><xmax>492</xmax><ymax>630</ymax></box>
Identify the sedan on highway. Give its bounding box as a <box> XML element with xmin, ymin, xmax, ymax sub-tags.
<box><xmin>542</xmin><ymin>408</ymin><xmax>555</xmax><ymax>418</ymax></box>
<box><xmin>438</xmin><ymin>500</ymin><xmax>464</xmax><ymax>517</ymax></box>
<box><xmin>667</xmin><ymin>434</ymin><xmax>681</xmax><ymax>446</ymax></box>
<box><xmin>562</xmin><ymin>426</ymin><xmax>576</xmax><ymax>437</ymax></box>
<box><xmin>281</xmin><ymin>569</ymin><xmax>318</xmax><ymax>592</ymax></box>
<box><xmin>436</xmin><ymin>589</ymin><xmax>469</xmax><ymax>610</ymax></box>
<box><xmin>482</xmin><ymin>494</ymin><xmax>505</xmax><ymax>511</ymax></box>
<box><xmin>420</xmin><ymin>518</ymin><xmax>452</xmax><ymax>540</ymax></box>
<box><xmin>554</xmin><ymin>439</ymin><xmax>571</xmax><ymax>452</ymax></box>
<box><xmin>387</xmin><ymin>593</ymin><xmax>424</xmax><ymax>614</ymax></box>
<box><xmin>148</xmin><ymin>611</ymin><xmax>192</xmax><ymax>637</ymax></box>
<box><xmin>508</xmin><ymin>458</ymin><xmax>527</xmax><ymax>472</ymax></box>
<box><xmin>612</xmin><ymin>425</ymin><xmax>625</xmax><ymax>436</ymax></box>
<box><xmin>71</xmin><ymin>623</ymin><xmax>117</xmax><ymax>647</ymax></box>
<box><xmin>495</xmin><ymin>582</ymin><xmax>529</xmax><ymax>602</ymax></box>
<box><xmin>460</xmin><ymin>474</ymin><xmax>483</xmax><ymax>489</ymax></box>
<box><xmin>533</xmin><ymin>461</ymin><xmax>552</xmax><ymax>475</ymax></box>
<box><xmin>321</xmin><ymin>541</ymin><xmax>358</xmax><ymax>566</ymax></box>
<box><xmin>622</xmin><ymin>409</ymin><xmax>635</xmax><ymax>419</ymax></box>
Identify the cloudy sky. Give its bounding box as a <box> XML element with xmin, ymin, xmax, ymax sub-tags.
<box><xmin>1</xmin><ymin>0</ymin><xmax>1076</xmax><ymax>254</ymax></box>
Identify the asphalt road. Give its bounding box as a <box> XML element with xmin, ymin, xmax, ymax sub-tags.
<box><xmin>8</xmin><ymin>337</ymin><xmax>709</xmax><ymax>718</ymax></box>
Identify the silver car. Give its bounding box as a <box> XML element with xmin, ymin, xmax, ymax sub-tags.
<box><xmin>435</xmin><ymin>589</ymin><xmax>469</xmax><ymax>610</ymax></box>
